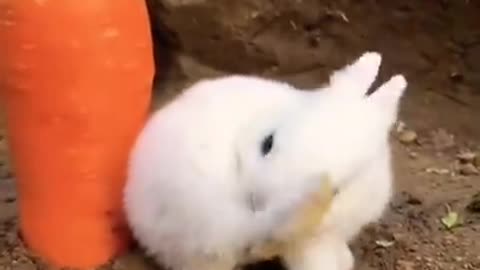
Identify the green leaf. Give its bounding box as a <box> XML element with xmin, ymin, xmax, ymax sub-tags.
<box><xmin>441</xmin><ymin>211</ymin><xmax>460</xmax><ymax>230</ymax></box>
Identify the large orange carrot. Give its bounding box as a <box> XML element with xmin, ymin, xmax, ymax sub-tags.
<box><xmin>0</xmin><ymin>0</ymin><xmax>154</xmax><ymax>268</ymax></box>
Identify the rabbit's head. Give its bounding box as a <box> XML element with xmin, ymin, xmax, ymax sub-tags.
<box><xmin>235</xmin><ymin>52</ymin><xmax>407</xmax><ymax>208</ymax></box>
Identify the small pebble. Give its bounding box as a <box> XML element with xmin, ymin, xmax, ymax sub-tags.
<box><xmin>425</xmin><ymin>167</ymin><xmax>450</xmax><ymax>175</ymax></box>
<box><xmin>375</xmin><ymin>239</ymin><xmax>395</xmax><ymax>248</ymax></box>
<box><xmin>396</xmin><ymin>121</ymin><xmax>407</xmax><ymax>133</ymax></box>
<box><xmin>398</xmin><ymin>130</ymin><xmax>418</xmax><ymax>144</ymax></box>
<box><xmin>458</xmin><ymin>163</ymin><xmax>479</xmax><ymax>176</ymax></box>
<box><xmin>457</xmin><ymin>151</ymin><xmax>477</xmax><ymax>163</ymax></box>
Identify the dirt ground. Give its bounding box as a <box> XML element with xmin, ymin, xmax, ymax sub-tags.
<box><xmin>1</xmin><ymin>0</ymin><xmax>480</xmax><ymax>270</ymax></box>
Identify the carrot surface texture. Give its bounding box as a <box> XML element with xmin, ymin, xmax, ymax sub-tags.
<box><xmin>0</xmin><ymin>0</ymin><xmax>155</xmax><ymax>268</ymax></box>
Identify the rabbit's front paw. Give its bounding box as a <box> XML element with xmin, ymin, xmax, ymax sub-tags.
<box><xmin>337</xmin><ymin>242</ymin><xmax>354</xmax><ymax>270</ymax></box>
<box><xmin>284</xmin><ymin>234</ymin><xmax>353</xmax><ymax>270</ymax></box>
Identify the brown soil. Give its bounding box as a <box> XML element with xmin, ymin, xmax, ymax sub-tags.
<box><xmin>1</xmin><ymin>0</ymin><xmax>480</xmax><ymax>270</ymax></box>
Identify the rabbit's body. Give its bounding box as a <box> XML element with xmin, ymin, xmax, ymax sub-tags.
<box><xmin>124</xmin><ymin>77</ymin><xmax>322</xmax><ymax>270</ymax></box>
<box><xmin>124</xmin><ymin>52</ymin><xmax>407</xmax><ymax>270</ymax></box>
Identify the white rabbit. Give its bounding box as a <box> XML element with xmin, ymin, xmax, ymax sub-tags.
<box><xmin>123</xmin><ymin>74</ymin><xmax>331</xmax><ymax>270</ymax></box>
<box><xmin>123</xmin><ymin>51</ymin><xmax>407</xmax><ymax>270</ymax></box>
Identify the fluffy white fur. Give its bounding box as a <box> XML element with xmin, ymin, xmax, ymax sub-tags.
<box><xmin>123</xmin><ymin>51</ymin><xmax>407</xmax><ymax>270</ymax></box>
<box><xmin>283</xmin><ymin>233</ymin><xmax>354</xmax><ymax>270</ymax></box>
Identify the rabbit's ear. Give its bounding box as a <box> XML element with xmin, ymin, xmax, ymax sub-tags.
<box><xmin>326</xmin><ymin>52</ymin><xmax>382</xmax><ymax>97</ymax></box>
<box><xmin>367</xmin><ymin>74</ymin><xmax>407</xmax><ymax>124</ymax></box>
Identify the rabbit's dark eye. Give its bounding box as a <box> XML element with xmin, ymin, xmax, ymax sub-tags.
<box><xmin>260</xmin><ymin>133</ymin><xmax>274</xmax><ymax>156</ymax></box>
